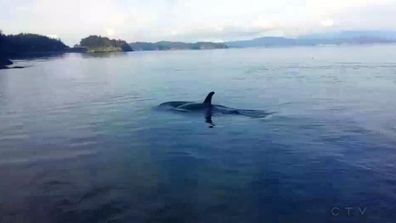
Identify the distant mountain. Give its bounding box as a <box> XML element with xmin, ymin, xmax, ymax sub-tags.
<box><xmin>226</xmin><ymin>31</ymin><xmax>396</xmax><ymax>48</ymax></box>
<box><xmin>226</xmin><ymin>37</ymin><xmax>297</xmax><ymax>48</ymax></box>
<box><xmin>129</xmin><ymin>41</ymin><xmax>227</xmax><ymax>51</ymax></box>
<box><xmin>300</xmin><ymin>31</ymin><xmax>396</xmax><ymax>41</ymax></box>
<box><xmin>79</xmin><ymin>35</ymin><xmax>132</xmax><ymax>53</ymax></box>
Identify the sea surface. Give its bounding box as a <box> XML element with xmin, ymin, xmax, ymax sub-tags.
<box><xmin>1</xmin><ymin>45</ymin><xmax>396</xmax><ymax>223</ymax></box>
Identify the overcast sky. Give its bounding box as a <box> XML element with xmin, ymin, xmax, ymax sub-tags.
<box><xmin>1</xmin><ymin>0</ymin><xmax>396</xmax><ymax>45</ymax></box>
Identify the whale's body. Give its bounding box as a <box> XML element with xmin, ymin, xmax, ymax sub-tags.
<box><xmin>158</xmin><ymin>92</ymin><xmax>273</xmax><ymax>118</ymax></box>
<box><xmin>160</xmin><ymin>101</ymin><xmax>238</xmax><ymax>114</ymax></box>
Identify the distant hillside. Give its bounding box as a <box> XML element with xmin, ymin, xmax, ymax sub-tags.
<box><xmin>226</xmin><ymin>31</ymin><xmax>396</xmax><ymax>48</ymax></box>
<box><xmin>300</xmin><ymin>31</ymin><xmax>396</xmax><ymax>41</ymax></box>
<box><xmin>79</xmin><ymin>35</ymin><xmax>132</xmax><ymax>53</ymax></box>
<box><xmin>129</xmin><ymin>41</ymin><xmax>227</xmax><ymax>51</ymax></box>
<box><xmin>226</xmin><ymin>37</ymin><xmax>297</xmax><ymax>48</ymax></box>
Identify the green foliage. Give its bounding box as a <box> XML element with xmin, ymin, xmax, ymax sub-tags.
<box><xmin>0</xmin><ymin>30</ymin><xmax>6</xmax><ymax>56</ymax></box>
<box><xmin>79</xmin><ymin>35</ymin><xmax>132</xmax><ymax>52</ymax></box>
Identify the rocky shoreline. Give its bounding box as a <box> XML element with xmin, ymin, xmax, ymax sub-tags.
<box><xmin>0</xmin><ymin>57</ymin><xmax>13</xmax><ymax>69</ymax></box>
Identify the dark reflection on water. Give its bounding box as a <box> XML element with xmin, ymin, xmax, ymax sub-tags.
<box><xmin>205</xmin><ymin>106</ymin><xmax>215</xmax><ymax>128</ymax></box>
<box><xmin>1</xmin><ymin>46</ymin><xmax>396</xmax><ymax>222</ymax></box>
<box><xmin>80</xmin><ymin>52</ymin><xmax>131</xmax><ymax>58</ymax></box>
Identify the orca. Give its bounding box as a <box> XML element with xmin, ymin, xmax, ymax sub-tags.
<box><xmin>159</xmin><ymin>91</ymin><xmax>274</xmax><ymax>118</ymax></box>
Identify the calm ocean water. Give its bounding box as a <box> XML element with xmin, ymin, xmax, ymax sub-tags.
<box><xmin>1</xmin><ymin>45</ymin><xmax>396</xmax><ymax>223</ymax></box>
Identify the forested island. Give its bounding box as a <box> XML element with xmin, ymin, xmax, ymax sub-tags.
<box><xmin>1</xmin><ymin>33</ymin><xmax>68</xmax><ymax>56</ymax></box>
<box><xmin>77</xmin><ymin>35</ymin><xmax>132</xmax><ymax>53</ymax></box>
<box><xmin>0</xmin><ymin>32</ymin><xmax>69</xmax><ymax>68</ymax></box>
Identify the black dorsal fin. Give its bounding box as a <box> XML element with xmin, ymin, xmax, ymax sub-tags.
<box><xmin>203</xmin><ymin>91</ymin><xmax>215</xmax><ymax>105</ymax></box>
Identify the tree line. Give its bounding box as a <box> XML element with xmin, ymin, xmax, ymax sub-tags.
<box><xmin>0</xmin><ymin>31</ymin><xmax>68</xmax><ymax>58</ymax></box>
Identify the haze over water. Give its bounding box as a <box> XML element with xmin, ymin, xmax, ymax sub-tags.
<box><xmin>1</xmin><ymin>45</ymin><xmax>396</xmax><ymax>222</ymax></box>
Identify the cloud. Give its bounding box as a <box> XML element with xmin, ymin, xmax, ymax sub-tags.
<box><xmin>321</xmin><ymin>19</ymin><xmax>335</xmax><ymax>28</ymax></box>
<box><xmin>165</xmin><ymin>25</ymin><xmax>273</xmax><ymax>42</ymax></box>
<box><xmin>105</xmin><ymin>28</ymin><xmax>115</xmax><ymax>37</ymax></box>
<box><xmin>47</xmin><ymin>34</ymin><xmax>59</xmax><ymax>39</ymax></box>
<box><xmin>0</xmin><ymin>0</ymin><xmax>396</xmax><ymax>44</ymax></box>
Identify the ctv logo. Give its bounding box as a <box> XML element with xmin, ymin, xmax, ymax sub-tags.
<box><xmin>331</xmin><ymin>207</ymin><xmax>367</xmax><ymax>217</ymax></box>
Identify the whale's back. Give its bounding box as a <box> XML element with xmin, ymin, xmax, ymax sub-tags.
<box><xmin>177</xmin><ymin>103</ymin><xmax>207</xmax><ymax>110</ymax></box>
<box><xmin>159</xmin><ymin>101</ymin><xmax>191</xmax><ymax>108</ymax></box>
